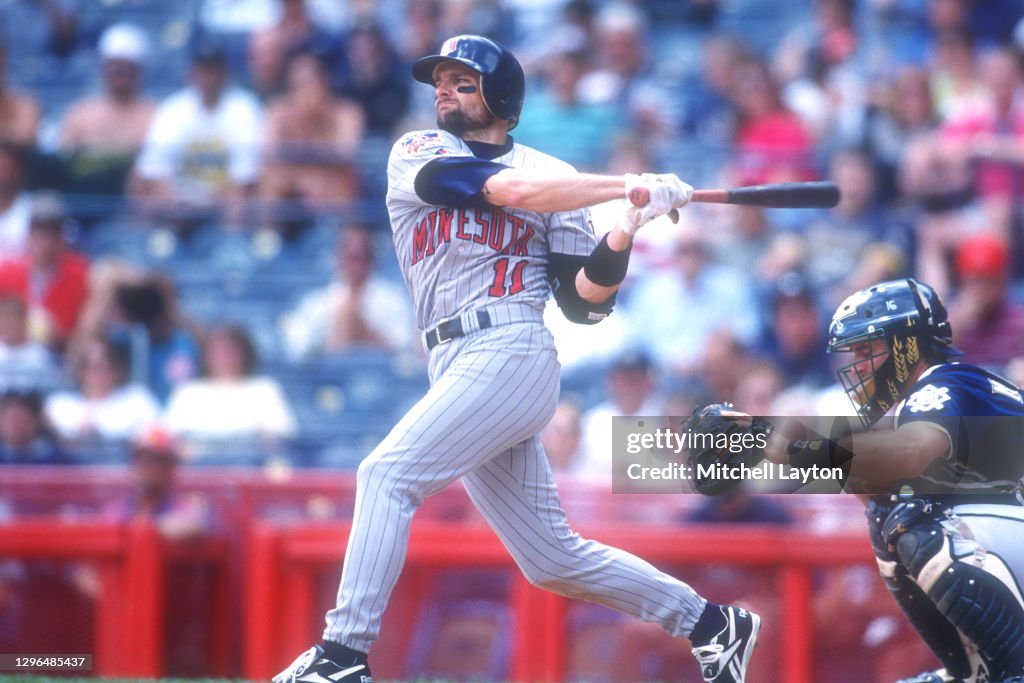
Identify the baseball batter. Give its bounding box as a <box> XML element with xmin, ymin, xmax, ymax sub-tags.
<box><xmin>275</xmin><ymin>35</ymin><xmax>759</xmax><ymax>683</ymax></box>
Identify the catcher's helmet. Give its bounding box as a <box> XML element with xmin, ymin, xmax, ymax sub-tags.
<box><xmin>827</xmin><ymin>278</ymin><xmax>960</xmax><ymax>426</ymax></box>
<box><xmin>413</xmin><ymin>34</ymin><xmax>525</xmax><ymax>130</ymax></box>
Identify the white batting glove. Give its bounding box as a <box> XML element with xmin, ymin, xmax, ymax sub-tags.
<box><xmin>653</xmin><ymin>173</ymin><xmax>694</xmax><ymax>209</ymax></box>
<box><xmin>622</xmin><ymin>173</ymin><xmax>693</xmax><ymax>235</ymax></box>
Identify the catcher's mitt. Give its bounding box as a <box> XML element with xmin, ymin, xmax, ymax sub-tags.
<box><xmin>682</xmin><ymin>403</ymin><xmax>774</xmax><ymax>496</ymax></box>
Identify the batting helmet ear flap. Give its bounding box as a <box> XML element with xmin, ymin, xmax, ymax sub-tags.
<box><xmin>413</xmin><ymin>34</ymin><xmax>526</xmax><ymax>129</ymax></box>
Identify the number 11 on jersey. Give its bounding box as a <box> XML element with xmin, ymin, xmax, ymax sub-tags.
<box><xmin>489</xmin><ymin>257</ymin><xmax>527</xmax><ymax>297</ymax></box>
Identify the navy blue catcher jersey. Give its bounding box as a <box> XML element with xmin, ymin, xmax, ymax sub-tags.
<box><xmin>893</xmin><ymin>362</ymin><xmax>1024</xmax><ymax>502</ymax></box>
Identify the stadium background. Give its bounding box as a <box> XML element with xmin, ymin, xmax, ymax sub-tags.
<box><xmin>2</xmin><ymin>0</ymin><xmax>1024</xmax><ymax>680</ymax></box>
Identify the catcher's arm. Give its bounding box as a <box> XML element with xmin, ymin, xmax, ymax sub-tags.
<box><xmin>754</xmin><ymin>413</ymin><xmax>949</xmax><ymax>496</ymax></box>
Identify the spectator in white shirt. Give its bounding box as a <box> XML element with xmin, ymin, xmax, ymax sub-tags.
<box><xmin>623</xmin><ymin>223</ymin><xmax>762</xmax><ymax>375</ymax></box>
<box><xmin>164</xmin><ymin>324</ymin><xmax>297</xmax><ymax>447</ymax></box>
<box><xmin>44</xmin><ymin>336</ymin><xmax>161</xmax><ymax>445</ymax></box>
<box><xmin>283</xmin><ymin>224</ymin><xmax>415</xmax><ymax>359</ymax></box>
<box><xmin>131</xmin><ymin>39</ymin><xmax>264</xmax><ymax>230</ymax></box>
<box><xmin>576</xmin><ymin>350</ymin><xmax>665</xmax><ymax>483</ymax></box>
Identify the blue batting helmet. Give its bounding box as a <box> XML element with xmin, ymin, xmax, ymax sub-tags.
<box><xmin>413</xmin><ymin>34</ymin><xmax>526</xmax><ymax>130</ymax></box>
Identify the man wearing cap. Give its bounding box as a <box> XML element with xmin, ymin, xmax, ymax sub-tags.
<box><xmin>0</xmin><ymin>192</ymin><xmax>89</xmax><ymax>349</ymax></box>
<box><xmin>60</xmin><ymin>24</ymin><xmax>156</xmax><ymax>200</ymax></box>
<box><xmin>578</xmin><ymin>349</ymin><xmax>664</xmax><ymax>481</ymax></box>
<box><xmin>948</xmin><ymin>233</ymin><xmax>1024</xmax><ymax>368</ymax></box>
<box><xmin>132</xmin><ymin>38</ymin><xmax>264</xmax><ymax>228</ymax></box>
<box><xmin>103</xmin><ymin>427</ymin><xmax>209</xmax><ymax>539</ymax></box>
<box><xmin>757</xmin><ymin>271</ymin><xmax>832</xmax><ymax>389</ymax></box>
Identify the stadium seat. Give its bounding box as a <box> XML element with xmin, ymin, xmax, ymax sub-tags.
<box><xmin>275</xmin><ymin>351</ymin><xmax>428</xmax><ymax>425</ymax></box>
<box><xmin>85</xmin><ymin>221</ymin><xmax>182</xmax><ymax>266</ymax></box>
<box><xmin>179</xmin><ymin>436</ymin><xmax>285</xmax><ymax>468</ymax></box>
<box><xmin>67</xmin><ymin>438</ymin><xmax>132</xmax><ymax>465</ymax></box>
<box><xmin>309</xmin><ymin>428</ymin><xmax>388</xmax><ymax>470</ymax></box>
<box><xmin>268</xmin><ymin>351</ymin><xmax>428</xmax><ymax>468</ymax></box>
<box><xmin>559</xmin><ymin>360</ymin><xmax>610</xmax><ymax>411</ymax></box>
<box><xmin>176</xmin><ymin>293</ymin><xmax>287</xmax><ymax>361</ymax></box>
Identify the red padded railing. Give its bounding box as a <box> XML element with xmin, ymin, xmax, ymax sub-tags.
<box><xmin>0</xmin><ymin>520</ymin><xmax>162</xmax><ymax>676</ymax></box>
<box><xmin>1</xmin><ymin>467</ymin><xmax>874</xmax><ymax>681</ymax></box>
<box><xmin>0</xmin><ymin>519</ymin><xmax>229</xmax><ymax>677</ymax></box>
<box><xmin>244</xmin><ymin>520</ymin><xmax>874</xmax><ymax>683</ymax></box>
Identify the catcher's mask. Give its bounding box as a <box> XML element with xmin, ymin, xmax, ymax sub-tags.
<box><xmin>827</xmin><ymin>278</ymin><xmax>960</xmax><ymax>426</ymax></box>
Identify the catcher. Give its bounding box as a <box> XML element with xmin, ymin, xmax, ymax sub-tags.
<box><xmin>687</xmin><ymin>278</ymin><xmax>1024</xmax><ymax>683</ymax></box>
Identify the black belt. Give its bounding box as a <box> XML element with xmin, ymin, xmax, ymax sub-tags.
<box><xmin>425</xmin><ymin>310</ymin><xmax>492</xmax><ymax>350</ymax></box>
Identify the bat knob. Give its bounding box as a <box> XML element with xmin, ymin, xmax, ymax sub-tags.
<box><xmin>628</xmin><ymin>187</ymin><xmax>650</xmax><ymax>207</ymax></box>
<box><xmin>627</xmin><ymin>187</ymin><xmax>679</xmax><ymax>223</ymax></box>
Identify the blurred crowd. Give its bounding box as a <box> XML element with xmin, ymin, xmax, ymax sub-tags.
<box><xmin>0</xmin><ymin>0</ymin><xmax>1023</xmax><ymax>475</ymax></box>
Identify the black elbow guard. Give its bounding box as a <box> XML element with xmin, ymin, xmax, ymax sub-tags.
<box><xmin>548</xmin><ymin>253</ymin><xmax>616</xmax><ymax>325</ymax></box>
<box><xmin>558</xmin><ymin>291</ymin><xmax>615</xmax><ymax>324</ymax></box>
<box><xmin>582</xmin><ymin>234</ymin><xmax>631</xmax><ymax>287</ymax></box>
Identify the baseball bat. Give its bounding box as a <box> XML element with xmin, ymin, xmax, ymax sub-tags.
<box><xmin>692</xmin><ymin>181</ymin><xmax>840</xmax><ymax>208</ymax></box>
<box><xmin>628</xmin><ymin>181</ymin><xmax>840</xmax><ymax>222</ymax></box>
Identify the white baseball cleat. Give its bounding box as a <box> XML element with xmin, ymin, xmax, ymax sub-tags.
<box><xmin>273</xmin><ymin>645</ymin><xmax>372</xmax><ymax>683</ymax></box>
<box><xmin>690</xmin><ymin>605</ymin><xmax>761</xmax><ymax>683</ymax></box>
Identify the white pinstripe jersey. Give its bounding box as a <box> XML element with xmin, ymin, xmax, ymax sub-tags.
<box><xmin>386</xmin><ymin>129</ymin><xmax>597</xmax><ymax>331</ymax></box>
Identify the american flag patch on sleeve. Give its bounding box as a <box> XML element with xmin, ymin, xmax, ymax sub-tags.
<box><xmin>402</xmin><ymin>131</ymin><xmax>450</xmax><ymax>157</ymax></box>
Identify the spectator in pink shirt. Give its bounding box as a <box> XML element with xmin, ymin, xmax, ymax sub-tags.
<box><xmin>942</xmin><ymin>46</ymin><xmax>1024</xmax><ymax>238</ymax></box>
<box><xmin>729</xmin><ymin>59</ymin><xmax>816</xmax><ymax>186</ymax></box>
